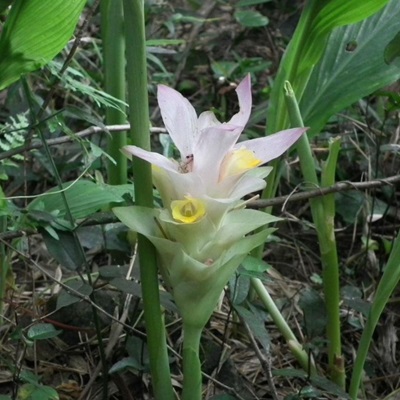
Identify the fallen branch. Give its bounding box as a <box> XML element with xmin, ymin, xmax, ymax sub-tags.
<box><xmin>1</xmin><ymin>174</ymin><xmax>398</xmax><ymax>241</ymax></box>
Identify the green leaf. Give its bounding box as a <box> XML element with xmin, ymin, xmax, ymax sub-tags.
<box><xmin>234</xmin><ymin>9</ymin><xmax>269</xmax><ymax>27</ymax></box>
<box><xmin>299</xmin><ymin>0</ymin><xmax>390</xmax><ymax>74</ymax></box>
<box><xmin>56</xmin><ymin>280</ymin><xmax>93</xmax><ymax>310</ymax></box>
<box><xmin>268</xmin><ymin>0</ymin><xmax>390</xmax><ymax>133</ymax></box>
<box><xmin>17</xmin><ymin>383</ymin><xmax>59</xmax><ymax>400</ymax></box>
<box><xmin>234</xmin><ymin>303</ymin><xmax>270</xmax><ymax>351</ymax></box>
<box><xmin>110</xmin><ymin>277</ymin><xmax>178</xmax><ymax>313</ymax></box>
<box><xmin>241</xmin><ymin>255</ymin><xmax>270</xmax><ymax>273</ymax></box>
<box><xmin>28</xmin><ymin>180</ymin><xmax>135</xmax><ymax>220</ymax></box>
<box><xmin>298</xmin><ymin>288</ymin><xmax>326</xmax><ymax>338</ymax></box>
<box><xmin>301</xmin><ymin>0</ymin><xmax>400</xmax><ymax>137</ymax></box>
<box><xmin>42</xmin><ymin>229</ymin><xmax>86</xmax><ymax>271</ymax></box>
<box><xmin>0</xmin><ymin>0</ymin><xmax>86</xmax><ymax>90</ymax></box>
<box><xmin>310</xmin><ymin>376</ymin><xmax>350</xmax><ymax>399</ymax></box>
<box><xmin>229</xmin><ymin>274</ymin><xmax>250</xmax><ymax>305</ymax></box>
<box><xmin>27</xmin><ymin>323</ymin><xmax>61</xmax><ymax>340</ymax></box>
<box><xmin>109</xmin><ymin>357</ymin><xmax>144</xmax><ymax>374</ymax></box>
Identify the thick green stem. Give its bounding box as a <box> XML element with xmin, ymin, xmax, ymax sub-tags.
<box><xmin>122</xmin><ymin>1</ymin><xmax>174</xmax><ymax>399</ymax></box>
<box><xmin>101</xmin><ymin>0</ymin><xmax>127</xmax><ymax>185</ymax></box>
<box><xmin>182</xmin><ymin>322</ymin><xmax>203</xmax><ymax>400</ymax></box>
<box><xmin>284</xmin><ymin>82</ymin><xmax>344</xmax><ymax>388</ymax></box>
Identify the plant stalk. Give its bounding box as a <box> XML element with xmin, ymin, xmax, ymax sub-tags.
<box><xmin>101</xmin><ymin>0</ymin><xmax>127</xmax><ymax>185</ymax></box>
<box><xmin>182</xmin><ymin>322</ymin><xmax>203</xmax><ymax>400</ymax></box>
<box><xmin>284</xmin><ymin>81</ymin><xmax>344</xmax><ymax>388</ymax></box>
<box><xmin>122</xmin><ymin>1</ymin><xmax>174</xmax><ymax>398</ymax></box>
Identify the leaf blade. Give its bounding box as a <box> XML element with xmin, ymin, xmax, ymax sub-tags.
<box><xmin>0</xmin><ymin>0</ymin><xmax>86</xmax><ymax>90</ymax></box>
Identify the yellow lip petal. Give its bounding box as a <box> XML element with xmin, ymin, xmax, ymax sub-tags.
<box><xmin>171</xmin><ymin>196</ymin><xmax>206</xmax><ymax>224</ymax></box>
<box><xmin>220</xmin><ymin>148</ymin><xmax>262</xmax><ymax>179</ymax></box>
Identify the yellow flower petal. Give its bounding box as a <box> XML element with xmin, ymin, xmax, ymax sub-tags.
<box><xmin>171</xmin><ymin>196</ymin><xmax>206</xmax><ymax>224</ymax></box>
<box><xmin>220</xmin><ymin>148</ymin><xmax>262</xmax><ymax>179</ymax></box>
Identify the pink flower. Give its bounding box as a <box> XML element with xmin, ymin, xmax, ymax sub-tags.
<box><xmin>123</xmin><ymin>75</ymin><xmax>306</xmax><ymax>205</ymax></box>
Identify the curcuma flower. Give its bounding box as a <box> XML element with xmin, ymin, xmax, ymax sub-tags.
<box><xmin>114</xmin><ymin>75</ymin><xmax>306</xmax><ymax>328</ymax></box>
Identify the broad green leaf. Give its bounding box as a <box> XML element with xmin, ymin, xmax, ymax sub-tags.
<box><xmin>297</xmin><ymin>0</ymin><xmax>389</xmax><ymax>75</ymax></box>
<box><xmin>27</xmin><ymin>323</ymin><xmax>61</xmax><ymax>341</ymax></box>
<box><xmin>312</xmin><ymin>0</ymin><xmax>390</xmax><ymax>36</ymax></box>
<box><xmin>301</xmin><ymin>0</ymin><xmax>400</xmax><ymax>137</ymax></box>
<box><xmin>28</xmin><ymin>180</ymin><xmax>134</xmax><ymax>220</ymax></box>
<box><xmin>42</xmin><ymin>229</ymin><xmax>86</xmax><ymax>270</ymax></box>
<box><xmin>0</xmin><ymin>0</ymin><xmax>86</xmax><ymax>90</ymax></box>
<box><xmin>268</xmin><ymin>0</ymin><xmax>390</xmax><ymax>133</ymax></box>
<box><xmin>234</xmin><ymin>10</ymin><xmax>269</xmax><ymax>28</ymax></box>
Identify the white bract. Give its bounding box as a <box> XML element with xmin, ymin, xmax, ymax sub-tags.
<box><xmin>114</xmin><ymin>75</ymin><xmax>306</xmax><ymax>328</ymax></box>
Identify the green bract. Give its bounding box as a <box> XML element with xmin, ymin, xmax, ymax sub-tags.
<box><xmin>113</xmin><ymin>205</ymin><xmax>278</xmax><ymax>328</ymax></box>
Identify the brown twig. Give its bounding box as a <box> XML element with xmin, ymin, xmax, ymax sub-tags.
<box><xmin>0</xmin><ymin>174</ymin><xmax>398</xmax><ymax>241</ymax></box>
<box><xmin>255</xmin><ymin>175</ymin><xmax>400</xmax><ymax>210</ymax></box>
<box><xmin>0</xmin><ymin>124</ymin><xmax>166</xmax><ymax>161</ymax></box>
